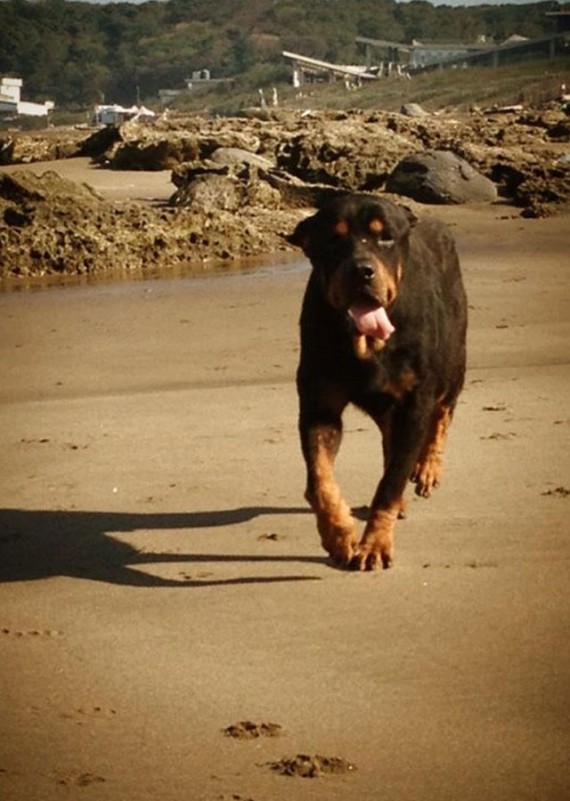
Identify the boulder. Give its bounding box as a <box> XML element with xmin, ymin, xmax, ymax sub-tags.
<box><xmin>386</xmin><ymin>150</ymin><xmax>498</xmax><ymax>204</ymax></box>
<box><xmin>400</xmin><ymin>103</ymin><xmax>429</xmax><ymax>118</ymax></box>
<box><xmin>170</xmin><ymin>173</ymin><xmax>244</xmax><ymax>213</ymax></box>
<box><xmin>209</xmin><ymin>147</ymin><xmax>273</xmax><ymax>169</ymax></box>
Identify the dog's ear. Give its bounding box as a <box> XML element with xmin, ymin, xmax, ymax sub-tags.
<box><xmin>382</xmin><ymin>201</ymin><xmax>416</xmax><ymax>242</ymax></box>
<box><xmin>402</xmin><ymin>205</ymin><xmax>418</xmax><ymax>227</ymax></box>
<box><xmin>286</xmin><ymin>214</ymin><xmax>316</xmax><ymax>256</ymax></box>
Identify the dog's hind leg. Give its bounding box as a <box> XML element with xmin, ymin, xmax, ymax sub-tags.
<box><xmin>300</xmin><ymin>395</ymin><xmax>358</xmax><ymax>566</ymax></box>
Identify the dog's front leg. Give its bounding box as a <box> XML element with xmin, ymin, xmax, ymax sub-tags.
<box><xmin>412</xmin><ymin>402</ymin><xmax>453</xmax><ymax>497</ymax></box>
<box><xmin>300</xmin><ymin>414</ymin><xmax>358</xmax><ymax>566</ymax></box>
<box><xmin>352</xmin><ymin>401</ymin><xmax>428</xmax><ymax>571</ymax></box>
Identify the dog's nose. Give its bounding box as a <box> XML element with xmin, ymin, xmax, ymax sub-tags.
<box><xmin>355</xmin><ymin>263</ymin><xmax>375</xmax><ymax>283</ymax></box>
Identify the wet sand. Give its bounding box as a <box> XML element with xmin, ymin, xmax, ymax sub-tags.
<box><xmin>0</xmin><ymin>163</ymin><xmax>569</xmax><ymax>800</ymax></box>
<box><xmin>0</xmin><ymin>156</ymin><xmax>174</xmax><ymax>205</ymax></box>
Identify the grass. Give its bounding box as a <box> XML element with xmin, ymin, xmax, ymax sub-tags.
<box><xmin>170</xmin><ymin>56</ymin><xmax>569</xmax><ymax>116</ymax></box>
<box><xmin>11</xmin><ymin>55</ymin><xmax>569</xmax><ymax>130</ymax></box>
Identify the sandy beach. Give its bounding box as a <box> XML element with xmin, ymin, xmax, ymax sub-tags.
<box><xmin>0</xmin><ymin>160</ymin><xmax>569</xmax><ymax>800</ymax></box>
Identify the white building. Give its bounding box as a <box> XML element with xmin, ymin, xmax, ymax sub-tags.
<box><xmin>0</xmin><ymin>77</ymin><xmax>54</xmax><ymax>117</ymax></box>
<box><xmin>94</xmin><ymin>104</ymin><xmax>156</xmax><ymax>126</ymax></box>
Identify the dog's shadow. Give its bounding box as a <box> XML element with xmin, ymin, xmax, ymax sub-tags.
<box><xmin>0</xmin><ymin>506</ymin><xmax>322</xmax><ymax>588</ymax></box>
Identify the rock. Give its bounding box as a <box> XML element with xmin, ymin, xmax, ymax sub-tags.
<box><xmin>0</xmin><ymin>169</ymin><xmax>101</xmax><ymax>205</ymax></box>
<box><xmin>170</xmin><ymin>158</ymin><xmax>336</xmax><ymax>212</ymax></box>
<box><xmin>276</xmin><ymin>113</ymin><xmax>417</xmax><ymax>191</ymax></box>
<box><xmin>170</xmin><ymin>173</ymin><xmax>244</xmax><ymax>213</ymax></box>
<box><xmin>105</xmin><ymin>136</ymin><xmax>200</xmax><ymax>171</ymax></box>
<box><xmin>83</xmin><ymin>121</ymin><xmax>201</xmax><ymax>170</ymax></box>
<box><xmin>87</xmin><ymin>120</ymin><xmax>267</xmax><ymax>171</ymax></box>
<box><xmin>515</xmin><ymin>162</ymin><xmax>570</xmax><ymax>217</ymax></box>
<box><xmin>171</xmin><ymin>160</ymin><xmax>228</xmax><ymax>189</ymax></box>
<box><xmin>132</xmin><ymin>140</ymin><xmax>195</xmax><ymax>170</ymax></box>
<box><xmin>400</xmin><ymin>103</ymin><xmax>429</xmax><ymax>117</ymax></box>
<box><xmin>262</xmin><ymin>169</ymin><xmax>342</xmax><ymax>208</ymax></box>
<box><xmin>77</xmin><ymin>125</ymin><xmax>122</xmax><ymax>159</ymax></box>
<box><xmin>169</xmin><ymin>147</ymin><xmax>276</xmax><ymax>208</ymax></box>
<box><xmin>0</xmin><ymin>128</ymin><xmax>87</xmax><ymax>165</ymax></box>
<box><xmin>209</xmin><ymin>147</ymin><xmax>273</xmax><ymax>169</ymax></box>
<box><xmin>386</xmin><ymin>150</ymin><xmax>498</xmax><ymax>204</ymax></box>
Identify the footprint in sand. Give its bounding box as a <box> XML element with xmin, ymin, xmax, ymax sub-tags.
<box><xmin>267</xmin><ymin>753</ymin><xmax>357</xmax><ymax>778</ymax></box>
<box><xmin>57</xmin><ymin>772</ymin><xmax>106</xmax><ymax>787</ymax></box>
<box><xmin>541</xmin><ymin>486</ymin><xmax>569</xmax><ymax>498</ymax></box>
<box><xmin>1</xmin><ymin>628</ymin><xmax>62</xmax><ymax>638</ymax></box>
<box><xmin>223</xmin><ymin>721</ymin><xmax>283</xmax><ymax>740</ymax></box>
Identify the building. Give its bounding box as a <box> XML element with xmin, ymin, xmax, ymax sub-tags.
<box><xmin>158</xmin><ymin>72</ymin><xmax>232</xmax><ymax>105</ymax></box>
<box><xmin>356</xmin><ymin>32</ymin><xmax>567</xmax><ymax>74</ymax></box>
<box><xmin>545</xmin><ymin>10</ymin><xmax>570</xmax><ymax>33</ymax></box>
<box><xmin>0</xmin><ymin>77</ymin><xmax>54</xmax><ymax>117</ymax></box>
<box><xmin>282</xmin><ymin>51</ymin><xmax>380</xmax><ymax>87</ymax></box>
<box><xmin>94</xmin><ymin>104</ymin><xmax>156</xmax><ymax>126</ymax></box>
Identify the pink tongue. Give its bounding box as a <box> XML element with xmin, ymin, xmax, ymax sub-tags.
<box><xmin>351</xmin><ymin>304</ymin><xmax>395</xmax><ymax>340</ymax></box>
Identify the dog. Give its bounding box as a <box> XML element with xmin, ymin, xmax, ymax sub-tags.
<box><xmin>289</xmin><ymin>193</ymin><xmax>467</xmax><ymax>571</ymax></box>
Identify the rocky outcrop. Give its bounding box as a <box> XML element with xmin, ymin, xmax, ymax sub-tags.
<box><xmin>1</xmin><ymin>105</ymin><xmax>568</xmax><ymax>279</ymax></box>
<box><xmin>0</xmin><ymin>170</ymin><xmax>297</xmax><ymax>279</ymax></box>
<box><xmin>275</xmin><ymin>117</ymin><xmax>417</xmax><ymax>191</ymax></box>
<box><xmin>0</xmin><ymin>128</ymin><xmax>87</xmax><ymax>165</ymax></box>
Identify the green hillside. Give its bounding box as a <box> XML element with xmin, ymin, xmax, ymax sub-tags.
<box><xmin>0</xmin><ymin>0</ymin><xmax>565</xmax><ymax>110</ymax></box>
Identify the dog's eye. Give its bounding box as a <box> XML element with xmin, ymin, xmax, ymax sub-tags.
<box><xmin>369</xmin><ymin>218</ymin><xmax>383</xmax><ymax>235</ymax></box>
<box><xmin>334</xmin><ymin>220</ymin><xmax>349</xmax><ymax>237</ymax></box>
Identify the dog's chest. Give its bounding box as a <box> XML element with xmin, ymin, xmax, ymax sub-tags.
<box><xmin>350</xmin><ymin>345</ymin><xmax>419</xmax><ymax>404</ymax></box>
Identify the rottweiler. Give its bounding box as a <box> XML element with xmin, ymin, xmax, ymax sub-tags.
<box><xmin>289</xmin><ymin>193</ymin><xmax>467</xmax><ymax>570</ymax></box>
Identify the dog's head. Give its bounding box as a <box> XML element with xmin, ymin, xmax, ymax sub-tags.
<box><xmin>289</xmin><ymin>194</ymin><xmax>415</xmax><ymax>343</ymax></box>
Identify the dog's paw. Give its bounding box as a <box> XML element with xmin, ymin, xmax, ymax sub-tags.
<box><xmin>349</xmin><ymin>541</ymin><xmax>393</xmax><ymax>571</ymax></box>
<box><xmin>411</xmin><ymin>458</ymin><xmax>441</xmax><ymax>498</ymax></box>
<box><xmin>349</xmin><ymin>508</ymin><xmax>397</xmax><ymax>571</ymax></box>
<box><xmin>314</xmin><ymin>506</ymin><xmax>358</xmax><ymax>567</ymax></box>
<box><xmin>321</xmin><ymin>528</ymin><xmax>358</xmax><ymax>567</ymax></box>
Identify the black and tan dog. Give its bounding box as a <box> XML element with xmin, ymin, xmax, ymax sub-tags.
<box><xmin>289</xmin><ymin>193</ymin><xmax>467</xmax><ymax>570</ymax></box>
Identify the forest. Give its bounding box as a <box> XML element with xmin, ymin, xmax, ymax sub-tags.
<box><xmin>0</xmin><ymin>0</ymin><xmax>565</xmax><ymax>107</ymax></box>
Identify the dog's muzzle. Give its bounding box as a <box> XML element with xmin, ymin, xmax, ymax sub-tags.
<box><xmin>354</xmin><ymin>262</ymin><xmax>376</xmax><ymax>285</ymax></box>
